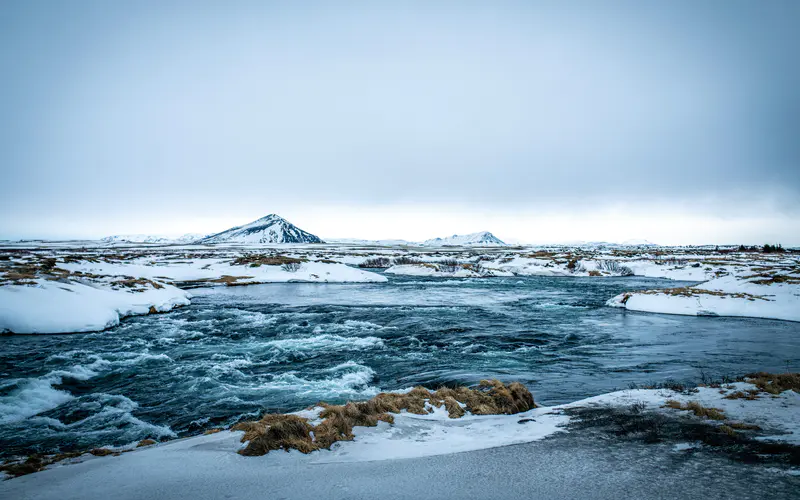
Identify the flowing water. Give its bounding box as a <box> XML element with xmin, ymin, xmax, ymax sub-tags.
<box><xmin>2</xmin><ymin>274</ymin><xmax>799</xmax><ymax>458</ymax></box>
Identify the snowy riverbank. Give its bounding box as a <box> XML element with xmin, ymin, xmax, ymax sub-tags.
<box><xmin>2</xmin><ymin>245</ymin><xmax>799</xmax><ymax>333</ymax></box>
<box><xmin>0</xmin><ymin>279</ymin><xmax>191</xmax><ymax>334</ymax></box>
<box><xmin>0</xmin><ymin>251</ymin><xmax>386</xmax><ymax>334</ymax></box>
<box><xmin>2</xmin><ymin>375</ymin><xmax>797</xmax><ymax>499</ymax></box>
<box><xmin>607</xmin><ymin>266</ymin><xmax>800</xmax><ymax>322</ymax></box>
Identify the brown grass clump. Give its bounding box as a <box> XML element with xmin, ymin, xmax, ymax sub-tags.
<box><xmin>745</xmin><ymin>372</ymin><xmax>800</xmax><ymax>395</ymax></box>
<box><xmin>0</xmin><ymin>255</ymin><xmax>75</xmax><ymax>285</ymax></box>
<box><xmin>0</xmin><ymin>456</ymin><xmax>47</xmax><ymax>477</ymax></box>
<box><xmin>232</xmin><ymin>415</ymin><xmax>316</xmax><ymax>456</ymax></box>
<box><xmin>719</xmin><ymin>425</ymin><xmax>737</xmax><ymax>437</ymax></box>
<box><xmin>685</xmin><ymin>401</ymin><xmax>726</xmax><ymax>420</ymax></box>
<box><xmin>209</xmin><ymin>275</ymin><xmax>253</xmax><ymax>285</ymax></box>
<box><xmin>89</xmin><ymin>448</ymin><xmax>115</xmax><ymax>456</ymax></box>
<box><xmin>313</xmin><ymin>402</ymin><xmax>396</xmax><ymax>448</ymax></box>
<box><xmin>748</xmin><ymin>274</ymin><xmax>800</xmax><ymax>286</ymax></box>
<box><xmin>233</xmin><ymin>380</ymin><xmax>535</xmax><ymax>456</ymax></box>
<box><xmin>640</xmin><ymin>287</ymin><xmax>767</xmax><ymax>301</ymax></box>
<box><xmin>664</xmin><ymin>400</ymin><xmax>726</xmax><ymax>420</ymax></box>
<box><xmin>726</xmin><ymin>422</ymin><xmax>761</xmax><ymax>431</ymax></box>
<box><xmin>136</xmin><ymin>439</ymin><xmax>157</xmax><ymax>447</ymax></box>
<box><xmin>724</xmin><ymin>390</ymin><xmax>760</xmax><ymax>400</ymax></box>
<box><xmin>588</xmin><ymin>270</ymin><xmax>602</xmax><ymax>277</ymax></box>
<box><xmin>443</xmin><ymin>396</ymin><xmax>465</xmax><ymax>418</ymax></box>
<box><xmin>523</xmin><ymin>251</ymin><xmax>555</xmax><ymax>259</ymax></box>
<box><xmin>203</xmin><ymin>428</ymin><xmax>223</xmax><ymax>435</ymax></box>
<box><xmin>0</xmin><ymin>451</ymin><xmax>86</xmax><ymax>478</ymax></box>
<box><xmin>358</xmin><ymin>257</ymin><xmax>392</xmax><ymax>268</ymax></box>
<box><xmin>232</xmin><ymin>254</ymin><xmax>306</xmax><ymax>267</ymax></box>
<box><xmin>664</xmin><ymin>400</ymin><xmax>727</xmax><ymax>420</ymax></box>
<box><xmin>116</xmin><ymin>277</ymin><xmax>164</xmax><ymax>290</ymax></box>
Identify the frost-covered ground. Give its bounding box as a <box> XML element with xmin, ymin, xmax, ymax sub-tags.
<box><xmin>604</xmin><ymin>255</ymin><xmax>800</xmax><ymax>322</ymax></box>
<box><xmin>0</xmin><ymin>247</ymin><xmax>385</xmax><ymax>334</ymax></box>
<box><xmin>1</xmin><ymin>243</ymin><xmax>799</xmax><ymax>333</ymax></box>
<box><xmin>2</xmin><ymin>376</ymin><xmax>797</xmax><ymax>499</ymax></box>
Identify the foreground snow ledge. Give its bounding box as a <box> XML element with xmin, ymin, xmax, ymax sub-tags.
<box><xmin>1</xmin><ymin>382</ymin><xmax>796</xmax><ymax>493</ymax></box>
<box><xmin>0</xmin><ymin>280</ymin><xmax>191</xmax><ymax>334</ymax></box>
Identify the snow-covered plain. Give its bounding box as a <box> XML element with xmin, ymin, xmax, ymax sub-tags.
<box><xmin>0</xmin><ymin>249</ymin><xmax>385</xmax><ymax>334</ymax></box>
<box><xmin>607</xmin><ymin>259</ymin><xmax>800</xmax><ymax>322</ymax></box>
<box><xmin>371</xmin><ymin>248</ymin><xmax>800</xmax><ymax>321</ymax></box>
<box><xmin>0</xmin><ymin>280</ymin><xmax>190</xmax><ymax>334</ymax></box>
<box><xmin>1</xmin><ymin>242</ymin><xmax>798</xmax><ymax>333</ymax></box>
<box><xmin>2</xmin><ymin>377</ymin><xmax>796</xmax><ymax>498</ymax></box>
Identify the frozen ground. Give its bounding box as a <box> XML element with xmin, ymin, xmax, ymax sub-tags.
<box><xmin>1</xmin><ymin>243</ymin><xmax>798</xmax><ymax>332</ymax></box>
<box><xmin>607</xmin><ymin>272</ymin><xmax>800</xmax><ymax>322</ymax></box>
<box><xmin>0</xmin><ymin>280</ymin><xmax>190</xmax><ymax>334</ymax></box>
<box><xmin>2</xmin><ymin>380</ymin><xmax>797</xmax><ymax>499</ymax></box>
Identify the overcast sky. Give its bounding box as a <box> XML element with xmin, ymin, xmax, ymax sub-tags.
<box><xmin>1</xmin><ymin>1</ymin><xmax>798</xmax><ymax>245</ymax></box>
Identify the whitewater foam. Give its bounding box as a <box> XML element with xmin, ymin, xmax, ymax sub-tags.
<box><xmin>0</xmin><ymin>352</ymin><xmax>171</xmax><ymax>425</ymax></box>
<box><xmin>258</xmin><ymin>362</ymin><xmax>380</xmax><ymax>399</ymax></box>
<box><xmin>263</xmin><ymin>334</ymin><xmax>386</xmax><ymax>353</ymax></box>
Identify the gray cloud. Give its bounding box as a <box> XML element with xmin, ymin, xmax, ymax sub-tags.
<box><xmin>1</xmin><ymin>1</ymin><xmax>798</xmax><ymax>241</ymax></box>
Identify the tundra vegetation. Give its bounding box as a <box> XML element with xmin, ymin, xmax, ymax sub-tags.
<box><xmin>232</xmin><ymin>380</ymin><xmax>535</xmax><ymax>456</ymax></box>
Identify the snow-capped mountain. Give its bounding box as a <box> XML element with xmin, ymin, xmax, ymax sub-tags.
<box><xmin>199</xmin><ymin>214</ymin><xmax>324</xmax><ymax>244</ymax></box>
<box><xmin>101</xmin><ymin>234</ymin><xmax>173</xmax><ymax>244</ymax></box>
<box><xmin>422</xmin><ymin>231</ymin><xmax>507</xmax><ymax>247</ymax></box>
<box><xmin>620</xmin><ymin>239</ymin><xmax>658</xmax><ymax>247</ymax></box>
<box><xmin>100</xmin><ymin>233</ymin><xmax>206</xmax><ymax>244</ymax></box>
<box><xmin>172</xmin><ymin>233</ymin><xmax>207</xmax><ymax>244</ymax></box>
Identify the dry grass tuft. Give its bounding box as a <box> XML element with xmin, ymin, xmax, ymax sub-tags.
<box><xmin>726</xmin><ymin>422</ymin><xmax>761</xmax><ymax>431</ymax></box>
<box><xmin>232</xmin><ymin>415</ymin><xmax>316</xmax><ymax>456</ymax></box>
<box><xmin>89</xmin><ymin>448</ymin><xmax>115</xmax><ymax>456</ymax></box>
<box><xmin>232</xmin><ymin>254</ymin><xmax>306</xmax><ymax>267</ymax></box>
<box><xmin>358</xmin><ymin>257</ymin><xmax>392</xmax><ymax>268</ymax></box>
<box><xmin>136</xmin><ymin>439</ymin><xmax>157</xmax><ymax>447</ymax></box>
<box><xmin>210</xmin><ymin>275</ymin><xmax>253</xmax><ymax>285</ymax></box>
<box><xmin>685</xmin><ymin>401</ymin><xmax>726</xmax><ymax>420</ymax></box>
<box><xmin>392</xmin><ymin>256</ymin><xmax>422</xmax><ymax>266</ymax></box>
<box><xmin>663</xmin><ymin>400</ymin><xmax>726</xmax><ymax>420</ymax></box>
<box><xmin>0</xmin><ymin>451</ymin><xmax>86</xmax><ymax>478</ymax></box>
<box><xmin>443</xmin><ymin>396</ymin><xmax>465</xmax><ymax>418</ymax></box>
<box><xmin>745</xmin><ymin>274</ymin><xmax>800</xmax><ymax>285</ymax></box>
<box><xmin>724</xmin><ymin>390</ymin><xmax>760</xmax><ymax>400</ymax></box>
<box><xmin>116</xmin><ymin>277</ymin><xmax>164</xmax><ymax>290</ymax></box>
<box><xmin>640</xmin><ymin>287</ymin><xmax>767</xmax><ymax>301</ymax></box>
<box><xmin>745</xmin><ymin>372</ymin><xmax>800</xmax><ymax>395</ymax></box>
<box><xmin>233</xmin><ymin>380</ymin><xmax>535</xmax><ymax>456</ymax></box>
<box><xmin>0</xmin><ymin>456</ymin><xmax>47</xmax><ymax>477</ymax></box>
<box><xmin>0</xmin><ymin>255</ymin><xmax>75</xmax><ymax>285</ymax></box>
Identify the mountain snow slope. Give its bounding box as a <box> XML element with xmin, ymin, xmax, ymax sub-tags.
<box><xmin>422</xmin><ymin>231</ymin><xmax>506</xmax><ymax>247</ymax></box>
<box><xmin>199</xmin><ymin>215</ymin><xmax>324</xmax><ymax>244</ymax></box>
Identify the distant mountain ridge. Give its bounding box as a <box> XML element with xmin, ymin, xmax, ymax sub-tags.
<box><xmin>101</xmin><ymin>233</ymin><xmax>204</xmax><ymax>244</ymax></box>
<box><xmin>422</xmin><ymin>231</ymin><xmax>507</xmax><ymax>247</ymax></box>
<box><xmin>326</xmin><ymin>238</ymin><xmax>414</xmax><ymax>246</ymax></box>
<box><xmin>198</xmin><ymin>214</ymin><xmax>323</xmax><ymax>244</ymax></box>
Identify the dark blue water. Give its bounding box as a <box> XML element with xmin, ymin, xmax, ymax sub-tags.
<box><xmin>2</xmin><ymin>274</ymin><xmax>799</xmax><ymax>458</ymax></box>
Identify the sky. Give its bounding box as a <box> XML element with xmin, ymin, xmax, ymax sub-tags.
<box><xmin>1</xmin><ymin>1</ymin><xmax>799</xmax><ymax>245</ymax></box>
